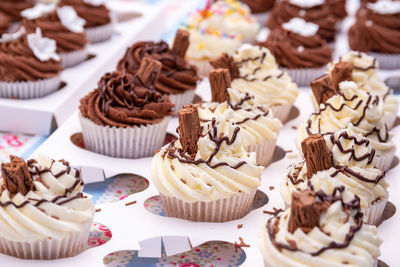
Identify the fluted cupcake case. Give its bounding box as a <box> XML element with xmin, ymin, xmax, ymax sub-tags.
<box><xmin>168</xmin><ymin>89</ymin><xmax>196</xmax><ymax>112</ymax></box>
<box><xmin>86</xmin><ymin>22</ymin><xmax>114</xmax><ymax>44</ymax></box>
<box><xmin>368</xmin><ymin>52</ymin><xmax>400</xmax><ymax>70</ymax></box>
<box><xmin>60</xmin><ymin>48</ymin><xmax>89</xmax><ymax>68</ymax></box>
<box><xmin>284</xmin><ymin>66</ymin><xmax>326</xmax><ymax>87</ymax></box>
<box><xmin>270</xmin><ymin>103</ymin><xmax>292</xmax><ymax>123</ymax></box>
<box><xmin>364</xmin><ymin>194</ymin><xmax>389</xmax><ymax>226</ymax></box>
<box><xmin>188</xmin><ymin>59</ymin><xmax>213</xmax><ymax>77</ymax></box>
<box><xmin>246</xmin><ymin>140</ymin><xmax>276</xmax><ymax>167</ymax></box>
<box><xmin>0</xmin><ymin>76</ymin><xmax>61</xmax><ymax>99</ymax></box>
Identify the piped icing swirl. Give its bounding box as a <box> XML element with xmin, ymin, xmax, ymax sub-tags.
<box><xmin>60</xmin><ymin>0</ymin><xmax>111</xmax><ymax>28</ymax></box>
<box><xmin>117</xmin><ymin>41</ymin><xmax>200</xmax><ymax>95</ymax></box>
<box><xmin>299</xmin><ymin>81</ymin><xmax>395</xmax><ymax>160</ymax></box>
<box><xmin>259</xmin><ymin>23</ymin><xmax>332</xmax><ymax>69</ymax></box>
<box><xmin>0</xmin><ymin>31</ymin><xmax>63</xmax><ymax>82</ymax></box>
<box><xmin>21</xmin><ymin>8</ymin><xmax>87</xmax><ymax>53</ymax></box>
<box><xmin>79</xmin><ymin>71</ymin><xmax>174</xmax><ymax>127</ymax></box>
<box><xmin>198</xmin><ymin>88</ymin><xmax>282</xmax><ymax>147</ymax></box>
<box><xmin>230</xmin><ymin>44</ymin><xmax>298</xmax><ymax>106</ymax></box>
<box><xmin>348</xmin><ymin>2</ymin><xmax>400</xmax><ymax>53</ymax></box>
<box><xmin>0</xmin><ymin>0</ymin><xmax>33</xmax><ymax>23</ymax></box>
<box><xmin>241</xmin><ymin>0</ymin><xmax>276</xmax><ymax>13</ymax></box>
<box><xmin>259</xmin><ymin>188</ymin><xmax>382</xmax><ymax>267</ymax></box>
<box><xmin>0</xmin><ymin>155</ymin><xmax>94</xmax><ymax>242</ymax></box>
<box><xmin>151</xmin><ymin>117</ymin><xmax>263</xmax><ymax>202</ymax></box>
<box><xmin>266</xmin><ymin>0</ymin><xmax>338</xmax><ymax>42</ymax></box>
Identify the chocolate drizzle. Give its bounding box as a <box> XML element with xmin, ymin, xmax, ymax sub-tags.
<box><xmin>329</xmin><ymin>132</ymin><xmax>375</xmax><ymax>164</ymax></box>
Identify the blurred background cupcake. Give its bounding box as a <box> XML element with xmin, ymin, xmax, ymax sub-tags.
<box><xmin>241</xmin><ymin>0</ymin><xmax>276</xmax><ymax>24</ymax></box>
<box><xmin>0</xmin><ymin>0</ymin><xmax>33</xmax><ymax>33</ymax></box>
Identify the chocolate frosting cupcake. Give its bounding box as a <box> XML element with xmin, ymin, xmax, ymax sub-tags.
<box><xmin>259</xmin><ymin>26</ymin><xmax>332</xmax><ymax>68</ymax></box>
<box><xmin>0</xmin><ymin>0</ymin><xmax>33</xmax><ymax>23</ymax></box>
<box><xmin>80</xmin><ymin>71</ymin><xmax>174</xmax><ymax>127</ymax></box>
<box><xmin>348</xmin><ymin>3</ymin><xmax>400</xmax><ymax>54</ymax></box>
<box><xmin>241</xmin><ymin>0</ymin><xmax>276</xmax><ymax>13</ymax></box>
<box><xmin>266</xmin><ymin>0</ymin><xmax>338</xmax><ymax>42</ymax></box>
<box><xmin>117</xmin><ymin>40</ymin><xmax>200</xmax><ymax>95</ymax></box>
<box><xmin>60</xmin><ymin>0</ymin><xmax>111</xmax><ymax>28</ymax></box>
<box><xmin>0</xmin><ymin>34</ymin><xmax>63</xmax><ymax>82</ymax></box>
<box><xmin>22</xmin><ymin>11</ymin><xmax>87</xmax><ymax>53</ymax></box>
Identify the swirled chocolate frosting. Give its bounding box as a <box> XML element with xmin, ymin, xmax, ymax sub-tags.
<box><xmin>60</xmin><ymin>0</ymin><xmax>111</xmax><ymax>28</ymax></box>
<box><xmin>241</xmin><ymin>0</ymin><xmax>276</xmax><ymax>13</ymax></box>
<box><xmin>327</xmin><ymin>0</ymin><xmax>347</xmax><ymax>19</ymax></box>
<box><xmin>0</xmin><ymin>0</ymin><xmax>33</xmax><ymax>23</ymax></box>
<box><xmin>22</xmin><ymin>11</ymin><xmax>87</xmax><ymax>53</ymax></box>
<box><xmin>117</xmin><ymin>41</ymin><xmax>200</xmax><ymax>95</ymax></box>
<box><xmin>348</xmin><ymin>6</ymin><xmax>400</xmax><ymax>53</ymax></box>
<box><xmin>79</xmin><ymin>71</ymin><xmax>175</xmax><ymax>127</ymax></box>
<box><xmin>266</xmin><ymin>0</ymin><xmax>338</xmax><ymax>42</ymax></box>
<box><xmin>0</xmin><ymin>13</ymin><xmax>10</xmax><ymax>35</ymax></box>
<box><xmin>259</xmin><ymin>28</ymin><xmax>332</xmax><ymax>68</ymax></box>
<box><xmin>0</xmin><ymin>35</ymin><xmax>63</xmax><ymax>82</ymax></box>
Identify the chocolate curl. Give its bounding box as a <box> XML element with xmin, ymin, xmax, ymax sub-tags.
<box><xmin>301</xmin><ymin>134</ymin><xmax>333</xmax><ymax>179</ymax></box>
<box><xmin>209</xmin><ymin>69</ymin><xmax>231</xmax><ymax>103</ymax></box>
<box><xmin>288</xmin><ymin>190</ymin><xmax>328</xmax><ymax>234</ymax></box>
<box><xmin>136</xmin><ymin>57</ymin><xmax>162</xmax><ymax>86</ymax></box>
<box><xmin>178</xmin><ymin>104</ymin><xmax>202</xmax><ymax>156</ymax></box>
<box><xmin>310</xmin><ymin>74</ymin><xmax>337</xmax><ymax>105</ymax></box>
<box><xmin>331</xmin><ymin>62</ymin><xmax>354</xmax><ymax>90</ymax></box>
<box><xmin>210</xmin><ymin>53</ymin><xmax>239</xmax><ymax>79</ymax></box>
<box><xmin>1</xmin><ymin>155</ymin><xmax>33</xmax><ymax>196</ymax></box>
<box><xmin>172</xmin><ymin>29</ymin><xmax>190</xmax><ymax>58</ymax></box>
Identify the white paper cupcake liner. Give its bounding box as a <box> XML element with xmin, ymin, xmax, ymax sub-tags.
<box><xmin>188</xmin><ymin>59</ymin><xmax>212</xmax><ymax>77</ymax></box>
<box><xmin>270</xmin><ymin>103</ymin><xmax>292</xmax><ymax>123</ymax></box>
<box><xmin>369</xmin><ymin>52</ymin><xmax>400</xmax><ymax>70</ymax></box>
<box><xmin>0</xmin><ymin>76</ymin><xmax>61</xmax><ymax>99</ymax></box>
<box><xmin>383</xmin><ymin>112</ymin><xmax>397</xmax><ymax>130</ymax></box>
<box><xmin>85</xmin><ymin>22</ymin><xmax>114</xmax><ymax>43</ymax></box>
<box><xmin>60</xmin><ymin>48</ymin><xmax>89</xmax><ymax>68</ymax></box>
<box><xmin>246</xmin><ymin>139</ymin><xmax>277</xmax><ymax>167</ymax></box>
<box><xmin>79</xmin><ymin>114</ymin><xmax>170</xmax><ymax>159</ymax></box>
<box><xmin>284</xmin><ymin>66</ymin><xmax>326</xmax><ymax>87</ymax></box>
<box><xmin>167</xmin><ymin>89</ymin><xmax>196</xmax><ymax>113</ymax></box>
<box><xmin>374</xmin><ymin>150</ymin><xmax>395</xmax><ymax>172</ymax></box>
<box><xmin>363</xmin><ymin>193</ymin><xmax>388</xmax><ymax>226</ymax></box>
<box><xmin>160</xmin><ymin>188</ymin><xmax>257</xmax><ymax>222</ymax></box>
<box><xmin>0</xmin><ymin>219</ymin><xmax>92</xmax><ymax>259</ymax></box>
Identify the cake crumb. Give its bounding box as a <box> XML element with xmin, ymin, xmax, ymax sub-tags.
<box><xmin>269</xmin><ymin>186</ymin><xmax>275</xmax><ymax>191</ymax></box>
<box><xmin>263</xmin><ymin>207</ymin><xmax>283</xmax><ymax>216</ymax></box>
<box><xmin>291</xmin><ymin>125</ymin><xmax>298</xmax><ymax>130</ymax></box>
<box><xmin>96</xmin><ymin>208</ymin><xmax>101</xmax><ymax>212</ymax></box>
<box><xmin>237</xmin><ymin>224</ymin><xmax>243</xmax><ymax>229</ymax></box>
<box><xmin>234</xmin><ymin>237</ymin><xmax>250</xmax><ymax>252</ymax></box>
<box><xmin>125</xmin><ymin>200</ymin><xmax>137</xmax><ymax>206</ymax></box>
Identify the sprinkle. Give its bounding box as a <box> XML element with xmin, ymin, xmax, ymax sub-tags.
<box><xmin>125</xmin><ymin>200</ymin><xmax>137</xmax><ymax>206</ymax></box>
<box><xmin>96</xmin><ymin>208</ymin><xmax>101</xmax><ymax>212</ymax></box>
<box><xmin>198</xmin><ymin>43</ymin><xmax>204</xmax><ymax>50</ymax></box>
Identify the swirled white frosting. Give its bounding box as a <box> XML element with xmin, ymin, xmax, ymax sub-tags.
<box><xmin>368</xmin><ymin>0</ymin><xmax>400</xmax><ymax>15</ymax></box>
<box><xmin>289</xmin><ymin>0</ymin><xmax>325</xmax><ymax>8</ymax></box>
<box><xmin>27</xmin><ymin>28</ymin><xmax>60</xmax><ymax>62</ymax></box>
<box><xmin>282</xmin><ymin>18</ymin><xmax>319</xmax><ymax>37</ymax></box>
<box><xmin>258</xmin><ymin>201</ymin><xmax>382</xmax><ymax>267</ymax></box>
<box><xmin>21</xmin><ymin>3</ymin><xmax>56</xmax><ymax>20</ymax></box>
<box><xmin>151</xmin><ymin>118</ymin><xmax>263</xmax><ymax>202</ymax></box>
<box><xmin>56</xmin><ymin>6</ymin><xmax>86</xmax><ymax>33</ymax></box>
<box><xmin>300</xmin><ymin>81</ymin><xmax>395</xmax><ymax>162</ymax></box>
<box><xmin>231</xmin><ymin>44</ymin><xmax>299</xmax><ymax>106</ymax></box>
<box><xmin>0</xmin><ymin>155</ymin><xmax>94</xmax><ymax>242</ymax></box>
<box><xmin>198</xmin><ymin>88</ymin><xmax>282</xmax><ymax>147</ymax></box>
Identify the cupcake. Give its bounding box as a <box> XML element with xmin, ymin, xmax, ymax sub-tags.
<box><xmin>0</xmin><ymin>27</ymin><xmax>63</xmax><ymax>99</ymax></box>
<box><xmin>322</xmin><ymin>52</ymin><xmax>399</xmax><ymax>128</ymax></box>
<box><xmin>282</xmin><ymin>131</ymin><xmax>388</xmax><ymax>225</ymax></box>
<box><xmin>198</xmin><ymin>69</ymin><xmax>282</xmax><ymax>166</ymax></box>
<box><xmin>60</xmin><ymin>0</ymin><xmax>113</xmax><ymax>43</ymax></box>
<box><xmin>79</xmin><ymin>58</ymin><xmax>174</xmax><ymax>158</ymax></box>
<box><xmin>151</xmin><ymin>104</ymin><xmax>264</xmax><ymax>222</ymax></box>
<box><xmin>211</xmin><ymin>44</ymin><xmax>298</xmax><ymax>121</ymax></box>
<box><xmin>21</xmin><ymin>3</ymin><xmax>89</xmax><ymax>68</ymax></box>
<box><xmin>266</xmin><ymin>0</ymin><xmax>338</xmax><ymax>42</ymax></box>
<box><xmin>301</xmin><ymin>80</ymin><xmax>396</xmax><ymax>171</ymax></box>
<box><xmin>259</xmin><ymin>189</ymin><xmax>382</xmax><ymax>266</ymax></box>
<box><xmin>117</xmin><ymin>29</ymin><xmax>201</xmax><ymax>111</ymax></box>
<box><xmin>184</xmin><ymin>0</ymin><xmax>260</xmax><ymax>76</ymax></box>
<box><xmin>259</xmin><ymin>17</ymin><xmax>332</xmax><ymax>86</ymax></box>
<box><xmin>348</xmin><ymin>0</ymin><xmax>400</xmax><ymax>69</ymax></box>
<box><xmin>0</xmin><ymin>155</ymin><xmax>95</xmax><ymax>259</ymax></box>
<box><xmin>241</xmin><ymin>0</ymin><xmax>276</xmax><ymax>24</ymax></box>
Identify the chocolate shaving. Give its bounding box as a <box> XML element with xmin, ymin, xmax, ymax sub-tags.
<box><xmin>301</xmin><ymin>134</ymin><xmax>333</xmax><ymax>179</ymax></box>
<box><xmin>1</xmin><ymin>156</ymin><xmax>33</xmax><ymax>196</ymax></box>
<box><xmin>288</xmin><ymin>190</ymin><xmax>329</xmax><ymax>234</ymax></box>
<box><xmin>136</xmin><ymin>57</ymin><xmax>162</xmax><ymax>86</ymax></box>
<box><xmin>172</xmin><ymin>29</ymin><xmax>190</xmax><ymax>58</ymax></box>
<box><xmin>331</xmin><ymin>62</ymin><xmax>354</xmax><ymax>90</ymax></box>
<box><xmin>177</xmin><ymin>104</ymin><xmax>202</xmax><ymax>157</ymax></box>
<box><xmin>310</xmin><ymin>74</ymin><xmax>337</xmax><ymax>105</ymax></box>
<box><xmin>210</xmin><ymin>53</ymin><xmax>239</xmax><ymax>79</ymax></box>
<box><xmin>209</xmin><ymin>69</ymin><xmax>231</xmax><ymax>103</ymax></box>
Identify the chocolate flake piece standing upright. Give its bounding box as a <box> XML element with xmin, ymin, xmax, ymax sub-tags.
<box><xmin>209</xmin><ymin>69</ymin><xmax>231</xmax><ymax>103</ymax></box>
<box><xmin>136</xmin><ymin>57</ymin><xmax>162</xmax><ymax>86</ymax></box>
<box><xmin>210</xmin><ymin>53</ymin><xmax>240</xmax><ymax>79</ymax></box>
<box><xmin>288</xmin><ymin>190</ymin><xmax>329</xmax><ymax>234</ymax></box>
<box><xmin>331</xmin><ymin>62</ymin><xmax>354</xmax><ymax>91</ymax></box>
<box><xmin>310</xmin><ymin>74</ymin><xmax>337</xmax><ymax>105</ymax></box>
<box><xmin>172</xmin><ymin>29</ymin><xmax>190</xmax><ymax>58</ymax></box>
<box><xmin>177</xmin><ymin>104</ymin><xmax>202</xmax><ymax>157</ymax></box>
<box><xmin>1</xmin><ymin>155</ymin><xmax>34</xmax><ymax>195</ymax></box>
<box><xmin>301</xmin><ymin>134</ymin><xmax>333</xmax><ymax>179</ymax></box>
